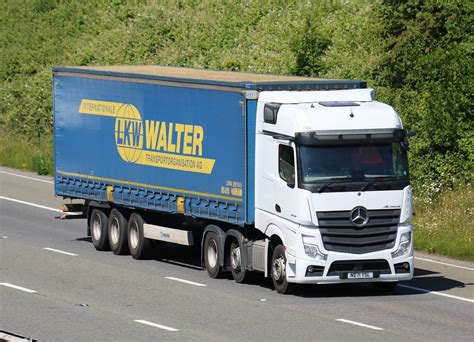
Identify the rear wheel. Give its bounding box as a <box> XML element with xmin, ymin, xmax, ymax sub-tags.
<box><xmin>90</xmin><ymin>209</ymin><xmax>109</xmax><ymax>251</ymax></box>
<box><xmin>271</xmin><ymin>244</ymin><xmax>294</xmax><ymax>294</ymax></box>
<box><xmin>128</xmin><ymin>213</ymin><xmax>150</xmax><ymax>259</ymax></box>
<box><xmin>204</xmin><ymin>232</ymin><xmax>224</xmax><ymax>278</ymax></box>
<box><xmin>229</xmin><ymin>240</ymin><xmax>250</xmax><ymax>283</ymax></box>
<box><xmin>108</xmin><ymin>208</ymin><xmax>129</xmax><ymax>255</ymax></box>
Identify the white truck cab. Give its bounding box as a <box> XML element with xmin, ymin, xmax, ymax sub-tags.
<box><xmin>255</xmin><ymin>88</ymin><xmax>414</xmax><ymax>293</ymax></box>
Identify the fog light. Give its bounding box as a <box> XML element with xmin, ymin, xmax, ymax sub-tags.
<box><xmin>403</xmin><ymin>262</ymin><xmax>409</xmax><ymax>270</ymax></box>
<box><xmin>308</xmin><ymin>265</ymin><xmax>314</xmax><ymax>273</ymax></box>
<box><xmin>391</xmin><ymin>232</ymin><xmax>411</xmax><ymax>258</ymax></box>
<box><xmin>303</xmin><ymin>243</ymin><xmax>327</xmax><ymax>260</ymax></box>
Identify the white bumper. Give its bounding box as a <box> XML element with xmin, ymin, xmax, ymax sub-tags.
<box><xmin>285</xmin><ymin>224</ymin><xmax>414</xmax><ymax>284</ymax></box>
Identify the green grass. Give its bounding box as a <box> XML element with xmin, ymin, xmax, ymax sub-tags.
<box><xmin>0</xmin><ymin>131</ymin><xmax>53</xmax><ymax>175</ymax></box>
<box><xmin>413</xmin><ymin>183</ymin><xmax>474</xmax><ymax>261</ymax></box>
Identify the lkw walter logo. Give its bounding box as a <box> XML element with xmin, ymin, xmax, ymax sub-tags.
<box><xmin>78</xmin><ymin>99</ymin><xmax>215</xmax><ymax>174</ymax></box>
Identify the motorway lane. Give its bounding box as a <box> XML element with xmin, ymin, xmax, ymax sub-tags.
<box><xmin>1</xmin><ymin>167</ymin><xmax>474</xmax><ymax>341</ymax></box>
<box><xmin>1</xmin><ymin>201</ymin><xmax>390</xmax><ymax>341</ymax></box>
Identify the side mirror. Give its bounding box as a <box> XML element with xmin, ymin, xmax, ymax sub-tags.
<box><xmin>407</xmin><ymin>130</ymin><xmax>416</xmax><ymax>138</ymax></box>
<box><xmin>287</xmin><ymin>181</ymin><xmax>295</xmax><ymax>189</ymax></box>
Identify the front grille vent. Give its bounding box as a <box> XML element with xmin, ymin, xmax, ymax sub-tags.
<box><xmin>327</xmin><ymin>259</ymin><xmax>391</xmax><ymax>276</ymax></box>
<box><xmin>317</xmin><ymin>209</ymin><xmax>400</xmax><ymax>254</ymax></box>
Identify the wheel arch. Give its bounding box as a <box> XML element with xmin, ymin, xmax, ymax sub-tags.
<box><xmin>225</xmin><ymin>229</ymin><xmax>247</xmax><ymax>271</ymax></box>
<box><xmin>264</xmin><ymin>224</ymin><xmax>286</xmax><ymax>278</ymax></box>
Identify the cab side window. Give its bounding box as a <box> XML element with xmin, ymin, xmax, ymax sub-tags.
<box><xmin>279</xmin><ymin>145</ymin><xmax>295</xmax><ymax>183</ymax></box>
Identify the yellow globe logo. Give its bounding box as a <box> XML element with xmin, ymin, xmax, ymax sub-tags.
<box><xmin>114</xmin><ymin>104</ymin><xmax>143</xmax><ymax>163</ymax></box>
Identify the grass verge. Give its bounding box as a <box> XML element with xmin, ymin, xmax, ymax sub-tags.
<box><xmin>0</xmin><ymin>131</ymin><xmax>53</xmax><ymax>175</ymax></box>
<box><xmin>413</xmin><ymin>183</ymin><xmax>474</xmax><ymax>261</ymax></box>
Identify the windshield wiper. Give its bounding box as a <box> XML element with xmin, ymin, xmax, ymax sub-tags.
<box><xmin>360</xmin><ymin>182</ymin><xmax>373</xmax><ymax>191</ymax></box>
<box><xmin>360</xmin><ymin>181</ymin><xmax>392</xmax><ymax>191</ymax></box>
<box><xmin>316</xmin><ymin>182</ymin><xmax>331</xmax><ymax>193</ymax></box>
<box><xmin>316</xmin><ymin>182</ymin><xmax>347</xmax><ymax>193</ymax></box>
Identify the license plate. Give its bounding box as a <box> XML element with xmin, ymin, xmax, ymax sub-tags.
<box><xmin>347</xmin><ymin>271</ymin><xmax>374</xmax><ymax>279</ymax></box>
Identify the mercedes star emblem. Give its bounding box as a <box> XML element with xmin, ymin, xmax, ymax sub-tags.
<box><xmin>350</xmin><ymin>206</ymin><xmax>369</xmax><ymax>227</ymax></box>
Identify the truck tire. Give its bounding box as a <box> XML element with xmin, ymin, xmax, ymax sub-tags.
<box><xmin>108</xmin><ymin>208</ymin><xmax>129</xmax><ymax>255</ymax></box>
<box><xmin>90</xmin><ymin>208</ymin><xmax>110</xmax><ymax>251</ymax></box>
<box><xmin>128</xmin><ymin>213</ymin><xmax>150</xmax><ymax>259</ymax></box>
<box><xmin>271</xmin><ymin>244</ymin><xmax>294</xmax><ymax>294</ymax></box>
<box><xmin>230</xmin><ymin>240</ymin><xmax>250</xmax><ymax>283</ymax></box>
<box><xmin>204</xmin><ymin>232</ymin><xmax>223</xmax><ymax>278</ymax></box>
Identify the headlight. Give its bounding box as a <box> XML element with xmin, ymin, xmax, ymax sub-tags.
<box><xmin>391</xmin><ymin>232</ymin><xmax>411</xmax><ymax>258</ymax></box>
<box><xmin>303</xmin><ymin>243</ymin><xmax>327</xmax><ymax>261</ymax></box>
<box><xmin>400</xmin><ymin>186</ymin><xmax>413</xmax><ymax>223</ymax></box>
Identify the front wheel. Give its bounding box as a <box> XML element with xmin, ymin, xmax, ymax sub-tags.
<box><xmin>204</xmin><ymin>232</ymin><xmax>224</xmax><ymax>278</ymax></box>
<box><xmin>271</xmin><ymin>244</ymin><xmax>294</xmax><ymax>294</ymax></box>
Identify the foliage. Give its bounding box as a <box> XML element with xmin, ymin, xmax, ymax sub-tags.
<box><xmin>413</xmin><ymin>182</ymin><xmax>474</xmax><ymax>261</ymax></box>
<box><xmin>0</xmin><ymin>0</ymin><xmax>472</xmax><ymax>259</ymax></box>
<box><xmin>0</xmin><ymin>129</ymin><xmax>53</xmax><ymax>175</ymax></box>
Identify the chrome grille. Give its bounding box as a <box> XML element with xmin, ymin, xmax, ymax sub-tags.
<box><xmin>317</xmin><ymin>209</ymin><xmax>400</xmax><ymax>254</ymax></box>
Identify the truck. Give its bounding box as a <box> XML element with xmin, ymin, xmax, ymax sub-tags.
<box><xmin>53</xmin><ymin>65</ymin><xmax>414</xmax><ymax>294</ymax></box>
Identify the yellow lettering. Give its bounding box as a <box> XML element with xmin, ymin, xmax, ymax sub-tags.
<box><xmin>183</xmin><ymin>125</ymin><xmax>193</xmax><ymax>155</ymax></box>
<box><xmin>145</xmin><ymin>120</ymin><xmax>160</xmax><ymax>150</ymax></box>
<box><xmin>167</xmin><ymin>122</ymin><xmax>176</xmax><ymax>153</ymax></box>
<box><xmin>175</xmin><ymin>123</ymin><xmax>184</xmax><ymax>153</ymax></box>
<box><xmin>157</xmin><ymin>122</ymin><xmax>168</xmax><ymax>151</ymax></box>
<box><xmin>192</xmin><ymin>125</ymin><xmax>204</xmax><ymax>156</ymax></box>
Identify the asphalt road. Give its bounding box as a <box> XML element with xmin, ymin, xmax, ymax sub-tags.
<box><xmin>1</xmin><ymin>167</ymin><xmax>473</xmax><ymax>341</ymax></box>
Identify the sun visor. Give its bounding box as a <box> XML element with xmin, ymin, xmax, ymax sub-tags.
<box><xmin>295</xmin><ymin>129</ymin><xmax>406</xmax><ymax>146</ymax></box>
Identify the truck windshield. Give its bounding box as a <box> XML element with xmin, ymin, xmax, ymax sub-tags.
<box><xmin>299</xmin><ymin>143</ymin><xmax>409</xmax><ymax>184</ymax></box>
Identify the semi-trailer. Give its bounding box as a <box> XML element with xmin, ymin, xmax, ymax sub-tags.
<box><xmin>53</xmin><ymin>65</ymin><xmax>414</xmax><ymax>294</ymax></box>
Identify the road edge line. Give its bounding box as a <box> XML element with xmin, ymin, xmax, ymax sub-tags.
<box><xmin>399</xmin><ymin>284</ymin><xmax>474</xmax><ymax>303</ymax></box>
<box><xmin>0</xmin><ymin>196</ymin><xmax>62</xmax><ymax>213</ymax></box>
<box><xmin>415</xmin><ymin>257</ymin><xmax>474</xmax><ymax>271</ymax></box>
<box><xmin>0</xmin><ymin>170</ymin><xmax>53</xmax><ymax>184</ymax></box>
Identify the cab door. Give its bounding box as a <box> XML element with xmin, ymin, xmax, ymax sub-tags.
<box><xmin>274</xmin><ymin>142</ymin><xmax>299</xmax><ymax>222</ymax></box>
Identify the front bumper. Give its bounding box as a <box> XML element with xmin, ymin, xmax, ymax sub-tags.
<box><xmin>285</xmin><ymin>224</ymin><xmax>414</xmax><ymax>284</ymax></box>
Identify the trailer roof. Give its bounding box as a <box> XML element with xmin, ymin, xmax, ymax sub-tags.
<box><xmin>53</xmin><ymin>65</ymin><xmax>366</xmax><ymax>91</ymax></box>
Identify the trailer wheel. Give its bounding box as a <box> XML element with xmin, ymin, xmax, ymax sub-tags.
<box><xmin>204</xmin><ymin>232</ymin><xmax>223</xmax><ymax>278</ymax></box>
<box><xmin>90</xmin><ymin>209</ymin><xmax>110</xmax><ymax>251</ymax></box>
<box><xmin>271</xmin><ymin>244</ymin><xmax>294</xmax><ymax>294</ymax></box>
<box><xmin>230</xmin><ymin>241</ymin><xmax>250</xmax><ymax>283</ymax></box>
<box><xmin>108</xmin><ymin>208</ymin><xmax>129</xmax><ymax>255</ymax></box>
<box><xmin>128</xmin><ymin>213</ymin><xmax>150</xmax><ymax>259</ymax></box>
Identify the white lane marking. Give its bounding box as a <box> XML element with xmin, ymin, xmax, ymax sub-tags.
<box><xmin>165</xmin><ymin>277</ymin><xmax>207</xmax><ymax>287</ymax></box>
<box><xmin>0</xmin><ymin>170</ymin><xmax>53</xmax><ymax>184</ymax></box>
<box><xmin>399</xmin><ymin>284</ymin><xmax>474</xmax><ymax>303</ymax></box>
<box><xmin>134</xmin><ymin>320</ymin><xmax>179</xmax><ymax>332</ymax></box>
<box><xmin>336</xmin><ymin>318</ymin><xmax>384</xmax><ymax>331</ymax></box>
<box><xmin>43</xmin><ymin>247</ymin><xmax>78</xmax><ymax>256</ymax></box>
<box><xmin>415</xmin><ymin>257</ymin><xmax>474</xmax><ymax>271</ymax></box>
<box><xmin>0</xmin><ymin>282</ymin><xmax>37</xmax><ymax>293</ymax></box>
<box><xmin>0</xmin><ymin>196</ymin><xmax>62</xmax><ymax>213</ymax></box>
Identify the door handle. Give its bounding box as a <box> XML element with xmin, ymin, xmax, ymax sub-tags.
<box><xmin>275</xmin><ymin>204</ymin><xmax>281</xmax><ymax>213</ymax></box>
